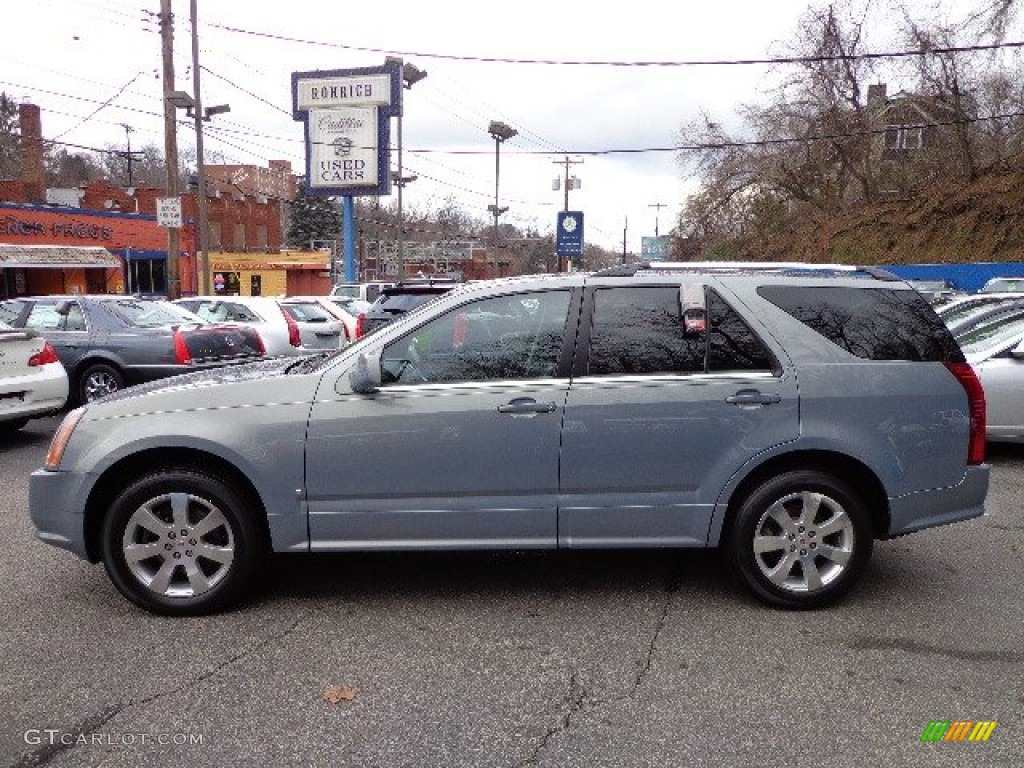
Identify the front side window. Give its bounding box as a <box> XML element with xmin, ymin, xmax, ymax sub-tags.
<box><xmin>381</xmin><ymin>291</ymin><xmax>571</xmax><ymax>385</ymax></box>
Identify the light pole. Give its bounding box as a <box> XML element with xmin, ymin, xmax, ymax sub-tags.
<box><xmin>167</xmin><ymin>89</ymin><xmax>229</xmax><ymax>296</ymax></box>
<box><xmin>386</xmin><ymin>57</ymin><xmax>427</xmax><ymax>281</ymax></box>
<box><xmin>487</xmin><ymin>120</ymin><xmax>517</xmax><ymax>263</ymax></box>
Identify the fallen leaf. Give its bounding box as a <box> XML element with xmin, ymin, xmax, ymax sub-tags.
<box><xmin>322</xmin><ymin>685</ymin><xmax>359</xmax><ymax>705</ymax></box>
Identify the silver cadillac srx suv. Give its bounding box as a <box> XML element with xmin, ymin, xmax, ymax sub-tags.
<box><xmin>30</xmin><ymin>262</ymin><xmax>989</xmax><ymax>615</ymax></box>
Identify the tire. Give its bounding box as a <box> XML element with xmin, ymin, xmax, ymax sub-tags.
<box><xmin>101</xmin><ymin>469</ymin><xmax>266</xmax><ymax>615</ymax></box>
<box><xmin>727</xmin><ymin>470</ymin><xmax>873</xmax><ymax>609</ymax></box>
<box><xmin>78</xmin><ymin>362</ymin><xmax>124</xmax><ymax>404</ymax></box>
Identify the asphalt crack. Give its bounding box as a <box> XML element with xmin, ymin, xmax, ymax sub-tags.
<box><xmin>13</xmin><ymin>609</ymin><xmax>315</xmax><ymax>767</ymax></box>
<box><xmin>516</xmin><ymin>670</ymin><xmax>589</xmax><ymax>767</ymax></box>
<box><xmin>630</xmin><ymin>567</ymin><xmax>683</xmax><ymax>696</ymax></box>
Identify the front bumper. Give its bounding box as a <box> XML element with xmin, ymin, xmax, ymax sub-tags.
<box><xmin>29</xmin><ymin>468</ymin><xmax>94</xmax><ymax>561</ymax></box>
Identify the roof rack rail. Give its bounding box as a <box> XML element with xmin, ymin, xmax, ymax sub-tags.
<box><xmin>592</xmin><ymin>261</ymin><xmax>901</xmax><ymax>281</ymax></box>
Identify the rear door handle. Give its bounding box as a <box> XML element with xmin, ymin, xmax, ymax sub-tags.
<box><xmin>497</xmin><ymin>397</ymin><xmax>557</xmax><ymax>415</ymax></box>
<box><xmin>725</xmin><ymin>389</ymin><xmax>782</xmax><ymax>406</ymax></box>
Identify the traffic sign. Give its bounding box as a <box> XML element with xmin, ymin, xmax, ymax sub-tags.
<box><xmin>156</xmin><ymin>197</ymin><xmax>182</xmax><ymax>228</ymax></box>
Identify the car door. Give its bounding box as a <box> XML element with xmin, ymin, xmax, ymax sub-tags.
<box><xmin>558</xmin><ymin>282</ymin><xmax>800</xmax><ymax>547</ymax></box>
<box><xmin>21</xmin><ymin>298</ymin><xmax>93</xmax><ymax>373</ymax></box>
<box><xmin>304</xmin><ymin>288</ymin><xmax>576</xmax><ymax>550</ymax></box>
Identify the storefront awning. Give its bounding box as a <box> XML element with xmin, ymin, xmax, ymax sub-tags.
<box><xmin>0</xmin><ymin>244</ymin><xmax>121</xmax><ymax>269</ymax></box>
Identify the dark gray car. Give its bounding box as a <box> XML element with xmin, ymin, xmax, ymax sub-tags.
<box><xmin>0</xmin><ymin>295</ymin><xmax>266</xmax><ymax>404</ymax></box>
<box><xmin>28</xmin><ymin>264</ymin><xmax>989</xmax><ymax>615</ymax></box>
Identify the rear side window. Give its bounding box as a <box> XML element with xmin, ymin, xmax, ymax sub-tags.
<box><xmin>588</xmin><ymin>287</ymin><xmax>704</xmax><ymax>375</ymax></box>
<box><xmin>758</xmin><ymin>285</ymin><xmax>964</xmax><ymax>362</ymax></box>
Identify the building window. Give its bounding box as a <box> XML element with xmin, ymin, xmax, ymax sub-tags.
<box><xmin>884</xmin><ymin>124</ymin><xmax>924</xmax><ymax>150</ymax></box>
<box><xmin>234</xmin><ymin>223</ymin><xmax>246</xmax><ymax>250</ymax></box>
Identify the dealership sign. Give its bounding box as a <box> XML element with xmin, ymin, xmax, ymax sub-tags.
<box><xmin>291</xmin><ymin>64</ymin><xmax>401</xmax><ymax>197</ymax></box>
<box><xmin>556</xmin><ymin>211</ymin><xmax>584</xmax><ymax>257</ymax></box>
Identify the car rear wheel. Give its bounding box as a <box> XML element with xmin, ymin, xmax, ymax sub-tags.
<box><xmin>78</xmin><ymin>362</ymin><xmax>124</xmax><ymax>403</ymax></box>
<box><xmin>727</xmin><ymin>470</ymin><xmax>873</xmax><ymax>609</ymax></box>
<box><xmin>101</xmin><ymin>469</ymin><xmax>265</xmax><ymax>615</ymax></box>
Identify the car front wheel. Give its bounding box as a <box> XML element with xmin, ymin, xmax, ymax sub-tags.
<box><xmin>101</xmin><ymin>469</ymin><xmax>265</xmax><ymax>615</ymax></box>
<box><xmin>727</xmin><ymin>470</ymin><xmax>873</xmax><ymax>609</ymax></box>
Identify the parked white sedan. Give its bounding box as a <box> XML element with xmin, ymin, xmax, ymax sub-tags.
<box><xmin>0</xmin><ymin>321</ymin><xmax>69</xmax><ymax>433</ymax></box>
<box><xmin>291</xmin><ymin>295</ymin><xmax>370</xmax><ymax>344</ymax></box>
<box><xmin>174</xmin><ymin>296</ymin><xmax>344</xmax><ymax>356</ymax></box>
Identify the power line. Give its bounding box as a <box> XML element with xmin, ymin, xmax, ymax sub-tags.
<box><xmin>208</xmin><ymin>22</ymin><xmax>1024</xmax><ymax>67</ymax></box>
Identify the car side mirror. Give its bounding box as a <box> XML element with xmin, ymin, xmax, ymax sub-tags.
<box><xmin>349</xmin><ymin>352</ymin><xmax>382</xmax><ymax>394</ymax></box>
<box><xmin>54</xmin><ymin>299</ymin><xmax>73</xmax><ymax>316</ymax></box>
<box><xmin>1010</xmin><ymin>342</ymin><xmax>1024</xmax><ymax>359</ymax></box>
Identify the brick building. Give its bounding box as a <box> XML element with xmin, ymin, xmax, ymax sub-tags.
<box><xmin>0</xmin><ymin>102</ymin><xmax>329</xmax><ymax>299</ymax></box>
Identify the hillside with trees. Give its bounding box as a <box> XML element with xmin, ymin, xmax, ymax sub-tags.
<box><xmin>673</xmin><ymin>1</ymin><xmax>1024</xmax><ymax>265</ymax></box>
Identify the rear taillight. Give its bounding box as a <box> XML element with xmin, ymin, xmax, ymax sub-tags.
<box><xmin>945</xmin><ymin>361</ymin><xmax>986</xmax><ymax>465</ymax></box>
<box><xmin>28</xmin><ymin>342</ymin><xmax>60</xmax><ymax>367</ymax></box>
<box><xmin>173</xmin><ymin>331</ymin><xmax>193</xmax><ymax>364</ymax></box>
<box><xmin>254</xmin><ymin>331</ymin><xmax>266</xmax><ymax>355</ymax></box>
<box><xmin>280</xmin><ymin>306</ymin><xmax>301</xmax><ymax>347</ymax></box>
<box><xmin>354</xmin><ymin>313</ymin><xmax>365</xmax><ymax>339</ymax></box>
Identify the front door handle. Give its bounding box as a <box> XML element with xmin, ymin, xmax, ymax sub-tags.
<box><xmin>725</xmin><ymin>389</ymin><xmax>782</xmax><ymax>406</ymax></box>
<box><xmin>497</xmin><ymin>397</ymin><xmax>557</xmax><ymax>415</ymax></box>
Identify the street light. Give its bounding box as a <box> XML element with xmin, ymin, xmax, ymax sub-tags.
<box><xmin>386</xmin><ymin>56</ymin><xmax>427</xmax><ymax>280</ymax></box>
<box><xmin>487</xmin><ymin>120</ymin><xmax>517</xmax><ymax>261</ymax></box>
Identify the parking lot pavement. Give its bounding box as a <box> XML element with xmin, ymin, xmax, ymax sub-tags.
<box><xmin>2</xmin><ymin>416</ymin><xmax>1022</xmax><ymax>767</ymax></box>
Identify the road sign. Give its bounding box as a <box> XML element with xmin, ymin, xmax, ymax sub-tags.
<box><xmin>155</xmin><ymin>197</ymin><xmax>182</xmax><ymax>228</ymax></box>
<box><xmin>641</xmin><ymin>236</ymin><xmax>671</xmax><ymax>261</ymax></box>
<box><xmin>556</xmin><ymin>211</ymin><xmax>584</xmax><ymax>256</ymax></box>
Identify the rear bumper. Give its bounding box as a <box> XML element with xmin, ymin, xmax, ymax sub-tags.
<box><xmin>0</xmin><ymin>363</ymin><xmax>68</xmax><ymax>421</ymax></box>
<box><xmin>887</xmin><ymin>465</ymin><xmax>990</xmax><ymax>537</ymax></box>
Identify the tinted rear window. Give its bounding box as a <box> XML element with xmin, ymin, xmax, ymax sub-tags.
<box><xmin>757</xmin><ymin>285</ymin><xmax>964</xmax><ymax>362</ymax></box>
<box><xmin>280</xmin><ymin>302</ymin><xmax>331</xmax><ymax>322</ymax></box>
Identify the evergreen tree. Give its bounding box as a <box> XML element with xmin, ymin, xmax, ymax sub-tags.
<box><xmin>0</xmin><ymin>92</ymin><xmax>20</xmax><ymax>180</ymax></box>
<box><xmin>286</xmin><ymin>195</ymin><xmax>340</xmax><ymax>248</ymax></box>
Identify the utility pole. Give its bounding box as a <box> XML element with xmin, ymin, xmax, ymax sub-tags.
<box><xmin>190</xmin><ymin>0</ymin><xmax>211</xmax><ymax>296</ymax></box>
<box><xmin>552</xmin><ymin>156</ymin><xmax>583</xmax><ymax>211</ymax></box>
<box><xmin>159</xmin><ymin>0</ymin><xmax>182</xmax><ymax>299</ymax></box>
<box><xmin>649</xmin><ymin>202</ymin><xmax>667</xmax><ymax>238</ymax></box>
<box><xmin>622</xmin><ymin>215</ymin><xmax>628</xmax><ymax>264</ymax></box>
<box><xmin>120</xmin><ymin>123</ymin><xmax>142</xmax><ymax>187</ymax></box>
<box><xmin>553</xmin><ymin>156</ymin><xmax>582</xmax><ymax>272</ymax></box>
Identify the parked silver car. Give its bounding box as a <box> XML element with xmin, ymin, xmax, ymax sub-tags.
<box><xmin>30</xmin><ymin>263</ymin><xmax>989</xmax><ymax>615</ymax></box>
<box><xmin>959</xmin><ymin>312</ymin><xmax>1024</xmax><ymax>442</ymax></box>
<box><xmin>174</xmin><ymin>296</ymin><xmax>344</xmax><ymax>356</ymax></box>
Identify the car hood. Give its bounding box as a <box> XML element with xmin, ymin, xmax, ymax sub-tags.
<box><xmin>83</xmin><ymin>356</ymin><xmax>320</xmax><ymax>417</ymax></box>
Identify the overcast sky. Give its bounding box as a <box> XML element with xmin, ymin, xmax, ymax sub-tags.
<box><xmin>1</xmin><ymin>0</ymin><xmax>1011</xmax><ymax>252</ymax></box>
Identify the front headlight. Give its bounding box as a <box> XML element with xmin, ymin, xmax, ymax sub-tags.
<box><xmin>44</xmin><ymin>407</ymin><xmax>87</xmax><ymax>470</ymax></box>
